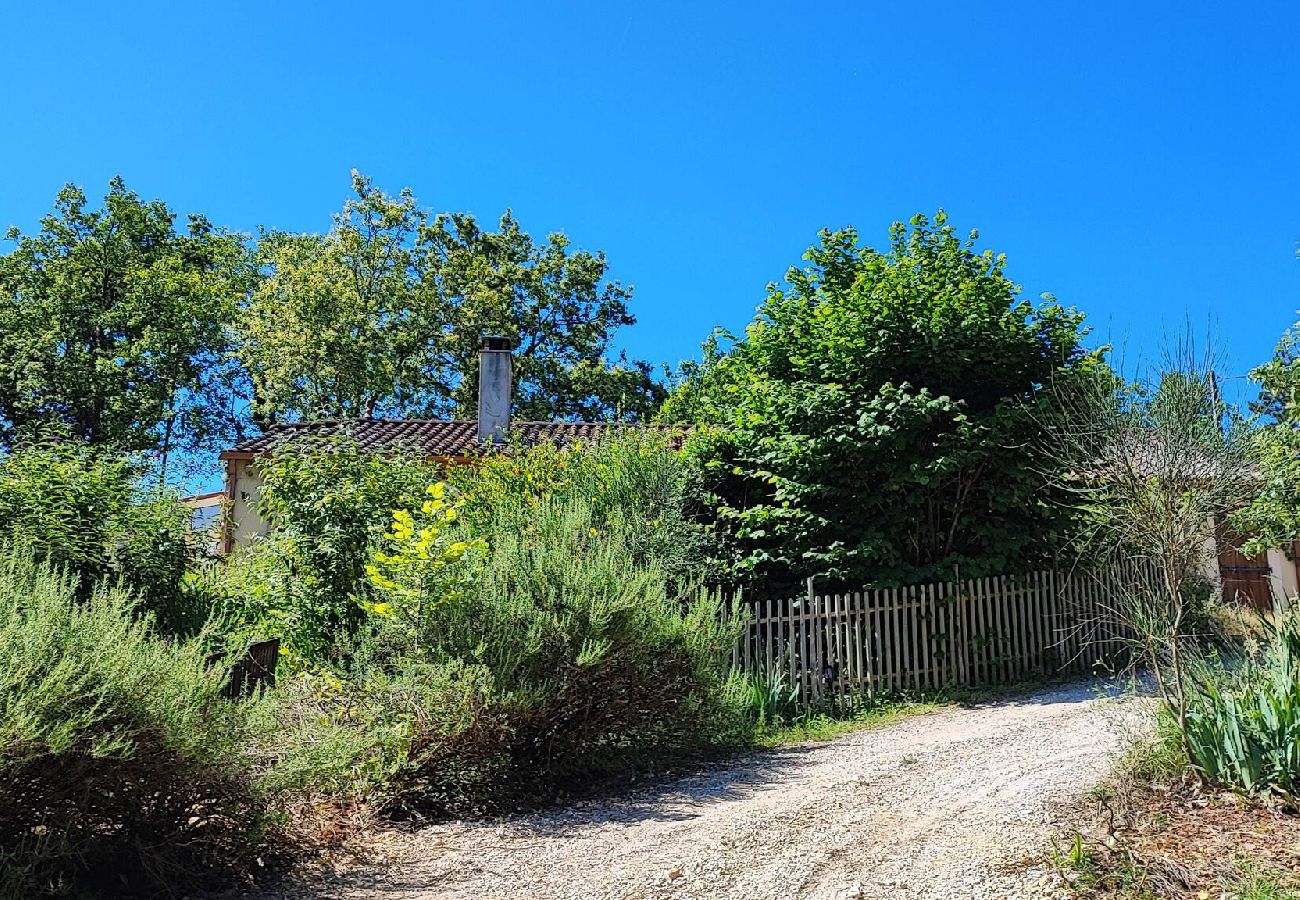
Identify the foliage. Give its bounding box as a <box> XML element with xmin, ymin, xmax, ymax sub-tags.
<box><xmin>0</xmin><ymin>179</ymin><xmax>251</xmax><ymax>460</ymax></box>
<box><xmin>1044</xmin><ymin>341</ymin><xmax>1255</xmax><ymax>765</ymax></box>
<box><xmin>445</xmin><ymin>430</ymin><xmax>707</xmax><ymax>584</ymax></box>
<box><xmin>375</xmin><ymin>498</ymin><xmax>743</xmax><ymax>813</ymax></box>
<box><xmin>1183</xmin><ymin>616</ymin><xmax>1300</xmax><ymax>798</ymax></box>
<box><xmin>280</xmin><ymin>437</ymin><xmax>750</xmax><ymax>814</ymax></box>
<box><xmin>0</xmin><ymin>549</ymin><xmax>268</xmax><ymax>898</ymax></box>
<box><xmin>0</xmin><ymin>442</ymin><xmax>200</xmax><ymax>636</ymax></box>
<box><xmin>240</xmin><ymin>171</ymin><xmax>663</xmax><ymax>424</ymax></box>
<box><xmin>665</xmin><ymin>211</ymin><xmax>1097</xmax><ymax>596</ymax></box>
<box><xmin>728</xmin><ymin>664</ymin><xmax>801</xmax><ymax>730</ymax></box>
<box><xmin>1233</xmin><ymin>320</ymin><xmax>1300</xmax><ymax>554</ymax></box>
<box><xmin>219</xmin><ymin>438</ymin><xmax>438</xmax><ymax>664</ymax></box>
<box><xmin>364</xmin><ymin>481</ymin><xmax>487</xmax><ymax>644</ymax></box>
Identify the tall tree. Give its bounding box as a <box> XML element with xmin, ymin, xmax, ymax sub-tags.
<box><xmin>666</xmin><ymin>212</ymin><xmax>1099</xmax><ymax>595</ymax></box>
<box><xmin>240</xmin><ymin>172</ymin><xmax>662</xmax><ymax>424</ymax></box>
<box><xmin>0</xmin><ymin>179</ymin><xmax>250</xmax><ymax>459</ymax></box>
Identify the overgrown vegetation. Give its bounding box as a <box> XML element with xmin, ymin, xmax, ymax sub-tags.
<box><xmin>666</xmin><ymin>211</ymin><xmax>1099</xmax><ymax>597</ymax></box>
<box><xmin>0</xmin><ymin>433</ymin><xmax>759</xmax><ymax>896</ymax></box>
<box><xmin>1183</xmin><ymin>616</ymin><xmax>1300</xmax><ymax>799</ymax></box>
<box><xmin>1045</xmin><ymin>344</ymin><xmax>1256</xmax><ymax>773</ymax></box>
<box><xmin>0</xmin><ymin>441</ymin><xmax>200</xmax><ymax>636</ymax></box>
<box><xmin>0</xmin><ymin>551</ymin><xmax>270</xmax><ymax>898</ymax></box>
<box><xmin>317</xmin><ymin>433</ymin><xmax>746</xmax><ymax>813</ymax></box>
<box><xmin>1040</xmin><ymin>337</ymin><xmax>1300</xmax><ymax>897</ymax></box>
<box><xmin>17</xmin><ymin>183</ymin><xmax>1300</xmax><ymax>898</ymax></box>
<box><xmin>208</xmin><ymin>439</ymin><xmax>437</xmax><ymax>663</ymax></box>
<box><xmin>1045</xmin><ymin>711</ymin><xmax>1300</xmax><ymax>899</ymax></box>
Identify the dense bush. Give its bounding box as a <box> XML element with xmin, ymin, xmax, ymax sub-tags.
<box><xmin>0</xmin><ymin>442</ymin><xmax>199</xmax><ymax>636</ymax></box>
<box><xmin>664</xmin><ymin>213</ymin><xmax>1097</xmax><ymax>597</ymax></box>
<box><xmin>275</xmin><ymin>436</ymin><xmax>746</xmax><ymax>814</ymax></box>
<box><xmin>108</xmin><ymin>435</ymin><xmax>748</xmax><ymax>848</ymax></box>
<box><xmin>215</xmin><ymin>439</ymin><xmax>438</xmax><ymax>663</ymax></box>
<box><xmin>446</xmin><ymin>430</ymin><xmax>709</xmax><ymax>584</ymax></box>
<box><xmin>0</xmin><ymin>549</ymin><xmax>269</xmax><ymax>898</ymax></box>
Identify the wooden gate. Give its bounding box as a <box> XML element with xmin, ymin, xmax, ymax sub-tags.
<box><xmin>1216</xmin><ymin>520</ymin><xmax>1274</xmax><ymax>612</ymax></box>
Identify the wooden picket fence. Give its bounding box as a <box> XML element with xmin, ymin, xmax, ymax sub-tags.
<box><xmin>731</xmin><ymin>565</ymin><xmax>1147</xmax><ymax>705</ymax></box>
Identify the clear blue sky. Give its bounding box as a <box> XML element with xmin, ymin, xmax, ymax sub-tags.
<box><xmin>4</xmin><ymin>1</ymin><xmax>1298</xmax><ymax>403</ymax></box>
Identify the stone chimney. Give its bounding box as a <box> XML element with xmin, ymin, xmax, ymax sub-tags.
<box><xmin>477</xmin><ymin>336</ymin><xmax>513</xmax><ymax>444</ymax></box>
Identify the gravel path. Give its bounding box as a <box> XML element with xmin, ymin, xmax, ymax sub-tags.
<box><xmin>275</xmin><ymin>680</ymin><xmax>1137</xmax><ymax>900</ymax></box>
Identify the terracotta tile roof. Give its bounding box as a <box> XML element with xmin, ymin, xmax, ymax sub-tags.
<box><xmin>219</xmin><ymin>419</ymin><xmax>689</xmax><ymax>459</ymax></box>
<box><xmin>1075</xmin><ymin>432</ymin><xmax>1260</xmax><ymax>483</ymax></box>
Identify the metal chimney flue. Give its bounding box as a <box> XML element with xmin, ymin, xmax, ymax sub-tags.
<box><xmin>477</xmin><ymin>336</ymin><xmax>513</xmax><ymax>444</ymax></box>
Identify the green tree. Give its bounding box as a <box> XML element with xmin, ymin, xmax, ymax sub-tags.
<box><xmin>220</xmin><ymin>438</ymin><xmax>437</xmax><ymax>663</ymax></box>
<box><xmin>0</xmin><ymin>179</ymin><xmax>251</xmax><ymax>459</ymax></box>
<box><xmin>241</xmin><ymin>172</ymin><xmax>662</xmax><ymax>424</ymax></box>
<box><xmin>665</xmin><ymin>212</ymin><xmax>1099</xmax><ymax>595</ymax></box>
<box><xmin>0</xmin><ymin>442</ymin><xmax>198</xmax><ymax>636</ymax></box>
<box><xmin>1233</xmin><ymin>321</ymin><xmax>1300</xmax><ymax>552</ymax></box>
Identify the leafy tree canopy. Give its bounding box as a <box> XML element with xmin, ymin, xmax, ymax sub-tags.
<box><xmin>241</xmin><ymin>172</ymin><xmax>663</xmax><ymax>424</ymax></box>
<box><xmin>1232</xmin><ymin>320</ymin><xmax>1300</xmax><ymax>552</ymax></box>
<box><xmin>0</xmin><ymin>179</ymin><xmax>251</xmax><ymax>457</ymax></box>
<box><xmin>665</xmin><ymin>212</ymin><xmax>1100</xmax><ymax>595</ymax></box>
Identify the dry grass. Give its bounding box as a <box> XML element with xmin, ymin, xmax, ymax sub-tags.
<box><xmin>1052</xmin><ymin>778</ymin><xmax>1300</xmax><ymax>899</ymax></box>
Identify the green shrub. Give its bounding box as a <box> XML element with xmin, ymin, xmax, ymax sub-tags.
<box><xmin>0</xmin><ymin>442</ymin><xmax>198</xmax><ymax>636</ymax></box>
<box><xmin>1183</xmin><ymin>617</ymin><xmax>1300</xmax><ymax>798</ymax></box>
<box><xmin>213</xmin><ymin>436</ymin><xmax>743</xmax><ymax>817</ymax></box>
<box><xmin>260</xmin><ymin>656</ymin><xmax>502</xmax><ymax>811</ymax></box>
<box><xmin>447</xmin><ymin>431</ymin><xmax>709</xmax><ymax>585</ymax></box>
<box><xmin>266</xmin><ymin>437</ymin><xmax>747</xmax><ymax>814</ymax></box>
<box><xmin>0</xmin><ymin>548</ymin><xmax>269</xmax><ymax>898</ymax></box>
<box><xmin>356</xmin><ymin>495</ymin><xmax>746</xmax><ymax>813</ymax></box>
<box><xmin>222</xmin><ymin>439</ymin><xmax>438</xmax><ymax>664</ymax></box>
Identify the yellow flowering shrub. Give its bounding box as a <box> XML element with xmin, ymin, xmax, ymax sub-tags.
<box><xmin>365</xmin><ymin>481</ymin><xmax>486</xmax><ymax>641</ymax></box>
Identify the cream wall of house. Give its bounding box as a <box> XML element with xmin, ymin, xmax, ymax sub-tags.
<box><xmin>1268</xmin><ymin>547</ymin><xmax>1298</xmax><ymax>610</ymax></box>
<box><xmin>1202</xmin><ymin>515</ymin><xmax>1298</xmax><ymax>612</ymax></box>
<box><xmin>229</xmin><ymin>463</ymin><xmax>269</xmax><ymax>549</ymax></box>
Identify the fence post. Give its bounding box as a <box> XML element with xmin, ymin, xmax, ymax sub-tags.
<box><xmin>807</xmin><ymin>575</ymin><xmax>819</xmax><ymax>705</ymax></box>
<box><xmin>951</xmin><ymin>564</ymin><xmax>966</xmax><ymax>687</ymax></box>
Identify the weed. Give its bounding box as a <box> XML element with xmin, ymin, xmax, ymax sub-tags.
<box><xmin>1230</xmin><ymin>858</ymin><xmax>1299</xmax><ymax>900</ymax></box>
<box><xmin>1048</xmin><ymin>831</ymin><xmax>1094</xmax><ymax>876</ymax></box>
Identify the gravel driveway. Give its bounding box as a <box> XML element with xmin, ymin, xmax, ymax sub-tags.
<box><xmin>277</xmin><ymin>680</ymin><xmax>1136</xmax><ymax>900</ymax></box>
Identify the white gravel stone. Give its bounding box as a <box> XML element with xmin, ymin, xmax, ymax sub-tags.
<box><xmin>256</xmin><ymin>679</ymin><xmax>1145</xmax><ymax>900</ymax></box>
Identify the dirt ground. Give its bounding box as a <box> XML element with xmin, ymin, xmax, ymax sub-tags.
<box><xmin>1063</xmin><ymin>780</ymin><xmax>1300</xmax><ymax>898</ymax></box>
<box><xmin>257</xmin><ymin>680</ymin><xmax>1139</xmax><ymax>900</ymax></box>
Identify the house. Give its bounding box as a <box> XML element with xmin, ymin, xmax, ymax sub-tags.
<box><xmin>215</xmin><ymin>337</ymin><xmax>684</xmax><ymax>553</ymax></box>
<box><xmin>1086</xmin><ymin>431</ymin><xmax>1298</xmax><ymax>612</ymax></box>
<box><xmin>181</xmin><ymin>490</ymin><xmax>227</xmax><ymax>556</ymax></box>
